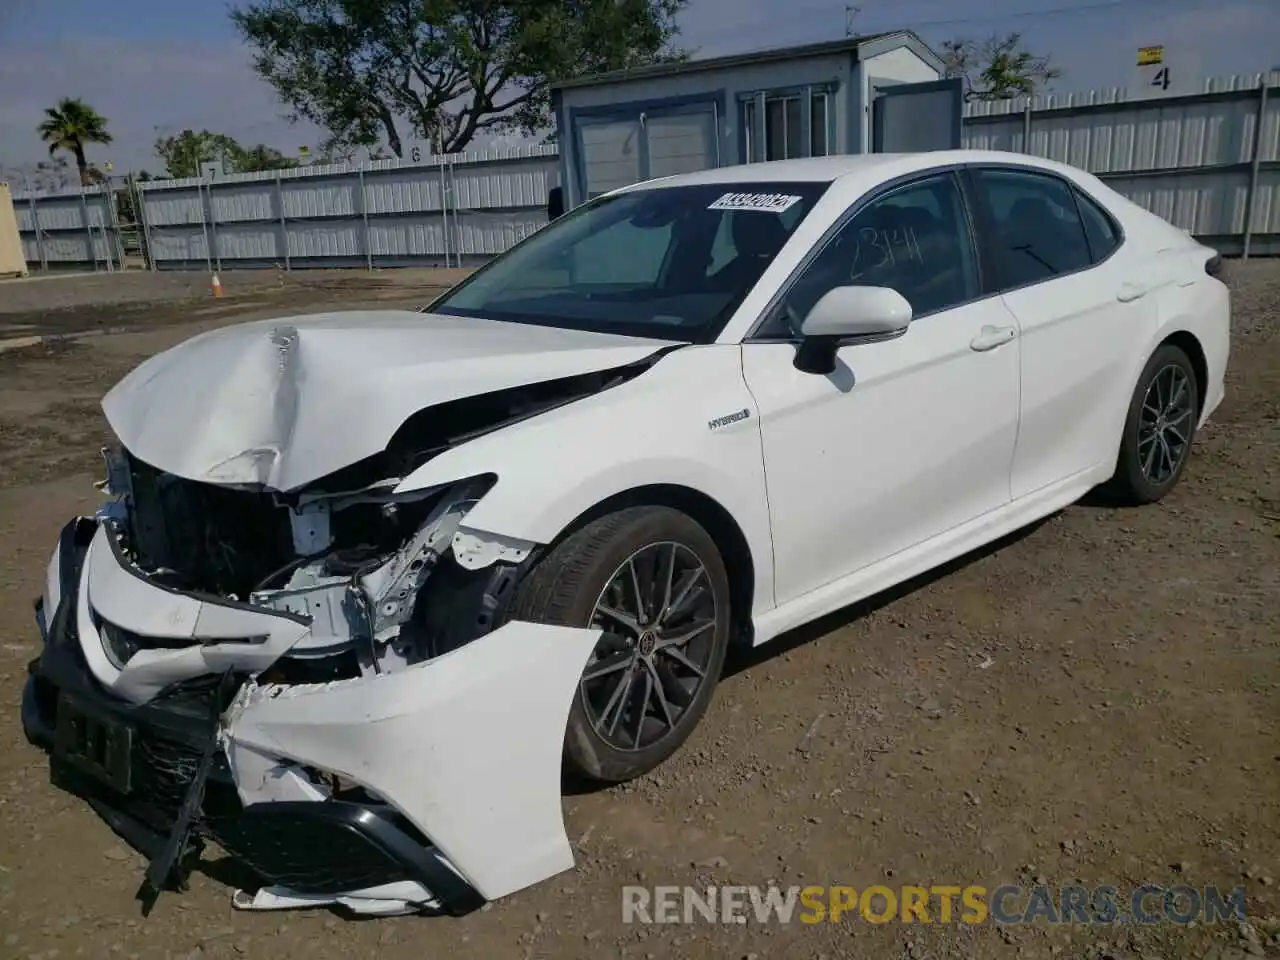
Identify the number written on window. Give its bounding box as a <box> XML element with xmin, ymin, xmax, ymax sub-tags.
<box><xmin>770</xmin><ymin>173</ymin><xmax>980</xmax><ymax>330</ymax></box>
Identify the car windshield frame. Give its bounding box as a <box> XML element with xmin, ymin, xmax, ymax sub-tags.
<box><xmin>426</xmin><ymin>179</ymin><xmax>833</xmax><ymax>343</ymax></box>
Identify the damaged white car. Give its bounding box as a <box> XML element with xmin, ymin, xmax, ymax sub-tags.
<box><xmin>23</xmin><ymin>151</ymin><xmax>1229</xmax><ymax>918</ymax></box>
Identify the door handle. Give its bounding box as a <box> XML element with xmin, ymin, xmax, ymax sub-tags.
<box><xmin>969</xmin><ymin>325</ymin><xmax>1017</xmax><ymax>352</ymax></box>
<box><xmin>1116</xmin><ymin>281</ymin><xmax>1150</xmax><ymax>302</ymax></box>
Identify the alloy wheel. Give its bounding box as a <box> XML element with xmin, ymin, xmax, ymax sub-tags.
<box><xmin>581</xmin><ymin>541</ymin><xmax>719</xmax><ymax>752</ymax></box>
<box><xmin>1138</xmin><ymin>363</ymin><xmax>1194</xmax><ymax>485</ymax></box>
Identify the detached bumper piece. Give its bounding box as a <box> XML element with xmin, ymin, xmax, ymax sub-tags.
<box><xmin>22</xmin><ymin>522</ymin><xmax>484</xmax><ymax>918</ymax></box>
<box><xmin>26</xmin><ymin>654</ymin><xmax>482</xmax><ymax>917</ymax></box>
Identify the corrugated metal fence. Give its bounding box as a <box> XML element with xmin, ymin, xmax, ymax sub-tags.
<box><xmin>962</xmin><ymin>71</ymin><xmax>1280</xmax><ymax>257</ymax></box>
<box><xmin>11</xmin><ymin>186</ymin><xmax>126</xmax><ymax>271</ymax></box>
<box><xmin>136</xmin><ymin>144</ymin><xmax>558</xmax><ymax>270</ymax></box>
<box><xmin>10</xmin><ymin>71</ymin><xmax>1279</xmax><ymax>271</ymax></box>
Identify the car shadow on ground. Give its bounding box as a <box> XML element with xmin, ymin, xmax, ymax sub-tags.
<box><xmin>191</xmin><ymin>852</ymin><xmax>262</xmax><ymax>898</ymax></box>
<box><xmin>560</xmin><ymin>508</ymin><xmax>1074</xmax><ymax>798</ymax></box>
<box><xmin>721</xmin><ymin>512</ymin><xmax>1060</xmax><ymax>680</ymax></box>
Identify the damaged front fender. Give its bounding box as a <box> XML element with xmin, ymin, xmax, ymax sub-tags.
<box><xmin>224</xmin><ymin>619</ymin><xmax>601</xmax><ymax>902</ymax></box>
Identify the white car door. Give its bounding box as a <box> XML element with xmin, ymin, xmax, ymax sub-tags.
<box><xmin>740</xmin><ymin>171</ymin><xmax>1022</xmax><ymax>607</ymax></box>
<box><xmin>968</xmin><ymin>167</ymin><xmax>1151</xmax><ymax>500</ymax></box>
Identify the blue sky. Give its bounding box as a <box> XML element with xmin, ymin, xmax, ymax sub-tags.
<box><xmin>1</xmin><ymin>0</ymin><xmax>1277</xmax><ymax>176</ymax></box>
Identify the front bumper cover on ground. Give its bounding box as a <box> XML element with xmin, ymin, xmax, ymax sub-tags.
<box><xmin>22</xmin><ymin>516</ymin><xmax>601</xmax><ymax>916</ymax></box>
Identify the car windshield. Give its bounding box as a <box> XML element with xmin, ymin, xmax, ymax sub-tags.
<box><xmin>429</xmin><ymin>180</ymin><xmax>831</xmax><ymax>342</ymax></box>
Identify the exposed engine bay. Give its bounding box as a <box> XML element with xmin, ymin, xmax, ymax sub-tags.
<box><xmin>111</xmin><ymin>450</ymin><xmax>512</xmax><ymax>685</ymax></box>
<box><xmin>94</xmin><ymin>362</ymin><xmax>659</xmax><ymax>690</ymax></box>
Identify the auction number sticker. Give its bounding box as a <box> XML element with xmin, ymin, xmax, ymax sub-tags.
<box><xmin>708</xmin><ymin>192</ymin><xmax>802</xmax><ymax>213</ymax></box>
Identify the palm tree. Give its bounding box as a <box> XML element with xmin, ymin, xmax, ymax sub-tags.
<box><xmin>37</xmin><ymin>98</ymin><xmax>113</xmax><ymax>187</ymax></box>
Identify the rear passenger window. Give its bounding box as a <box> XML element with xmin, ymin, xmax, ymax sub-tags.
<box><xmin>1074</xmin><ymin>188</ymin><xmax>1121</xmax><ymax>262</ymax></box>
<box><xmin>973</xmin><ymin>169</ymin><xmax>1092</xmax><ymax>289</ymax></box>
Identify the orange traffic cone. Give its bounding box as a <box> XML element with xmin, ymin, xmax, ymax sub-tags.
<box><xmin>211</xmin><ymin>273</ymin><xmax>223</xmax><ymax>297</ymax></box>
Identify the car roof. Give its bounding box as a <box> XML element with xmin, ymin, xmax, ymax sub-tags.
<box><xmin>619</xmin><ymin>150</ymin><xmax>1084</xmax><ymax>190</ymax></box>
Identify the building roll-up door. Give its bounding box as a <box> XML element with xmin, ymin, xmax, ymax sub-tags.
<box><xmin>580</xmin><ymin>119</ymin><xmax>644</xmax><ymax>200</ymax></box>
<box><xmin>575</xmin><ymin>102</ymin><xmax>718</xmax><ymax>202</ymax></box>
<box><xmin>871</xmin><ymin>77</ymin><xmax>963</xmax><ymax>153</ymax></box>
<box><xmin>644</xmin><ymin>110</ymin><xmax>718</xmax><ymax>179</ymax></box>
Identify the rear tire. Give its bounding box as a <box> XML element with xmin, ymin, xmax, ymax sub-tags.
<box><xmin>502</xmin><ymin>505</ymin><xmax>732</xmax><ymax>784</ymax></box>
<box><xmin>1106</xmin><ymin>343</ymin><xmax>1200</xmax><ymax>505</ymax></box>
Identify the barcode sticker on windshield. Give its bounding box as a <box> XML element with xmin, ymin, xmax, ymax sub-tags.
<box><xmin>708</xmin><ymin>192</ymin><xmax>802</xmax><ymax>213</ymax></box>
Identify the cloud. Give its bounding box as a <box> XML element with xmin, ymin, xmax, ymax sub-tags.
<box><xmin>0</xmin><ymin>37</ymin><xmax>322</xmax><ymax>172</ymax></box>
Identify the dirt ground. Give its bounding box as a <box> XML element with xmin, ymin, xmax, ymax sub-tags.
<box><xmin>0</xmin><ymin>265</ymin><xmax>1276</xmax><ymax>960</ymax></box>
<box><xmin>0</xmin><ymin>266</ymin><xmax>475</xmax><ymax>333</ymax></box>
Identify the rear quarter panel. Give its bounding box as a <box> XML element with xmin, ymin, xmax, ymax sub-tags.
<box><xmin>1066</xmin><ymin>168</ymin><xmax>1230</xmax><ymax>461</ymax></box>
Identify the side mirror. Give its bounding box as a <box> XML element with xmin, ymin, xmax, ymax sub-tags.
<box><xmin>793</xmin><ymin>285</ymin><xmax>912</xmax><ymax>375</ymax></box>
<box><xmin>547</xmin><ymin>186</ymin><xmax>565</xmax><ymax>222</ymax></box>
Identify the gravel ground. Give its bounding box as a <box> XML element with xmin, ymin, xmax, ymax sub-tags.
<box><xmin>0</xmin><ymin>263</ymin><xmax>1276</xmax><ymax>960</ymax></box>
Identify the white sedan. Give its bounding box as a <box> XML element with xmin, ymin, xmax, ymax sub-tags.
<box><xmin>22</xmin><ymin>150</ymin><xmax>1229</xmax><ymax>917</ymax></box>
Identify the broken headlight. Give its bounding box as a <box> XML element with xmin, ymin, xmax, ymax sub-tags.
<box><xmin>99</xmin><ymin>620</ymin><xmax>139</xmax><ymax>669</ymax></box>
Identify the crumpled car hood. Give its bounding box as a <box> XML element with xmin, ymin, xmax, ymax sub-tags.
<box><xmin>102</xmin><ymin>309</ymin><xmax>678</xmax><ymax>491</ymax></box>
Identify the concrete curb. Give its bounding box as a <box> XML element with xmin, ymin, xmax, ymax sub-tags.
<box><xmin>0</xmin><ymin>325</ymin><xmax>130</xmax><ymax>355</ymax></box>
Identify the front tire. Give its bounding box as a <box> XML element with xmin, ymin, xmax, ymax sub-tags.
<box><xmin>502</xmin><ymin>505</ymin><xmax>732</xmax><ymax>784</ymax></box>
<box><xmin>1107</xmin><ymin>343</ymin><xmax>1200</xmax><ymax>505</ymax></box>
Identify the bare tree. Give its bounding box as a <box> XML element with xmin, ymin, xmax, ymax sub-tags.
<box><xmin>940</xmin><ymin>32</ymin><xmax>1061</xmax><ymax>102</ymax></box>
<box><xmin>0</xmin><ymin>157</ymin><xmax>76</xmax><ymax>193</ymax></box>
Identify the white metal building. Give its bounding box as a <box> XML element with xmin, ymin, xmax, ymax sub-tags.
<box><xmin>550</xmin><ymin>31</ymin><xmax>961</xmax><ymax>208</ymax></box>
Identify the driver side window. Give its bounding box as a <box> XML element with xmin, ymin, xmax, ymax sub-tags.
<box><xmin>756</xmin><ymin>173</ymin><xmax>980</xmax><ymax>338</ymax></box>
